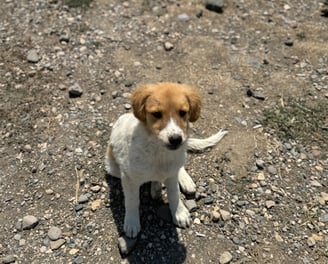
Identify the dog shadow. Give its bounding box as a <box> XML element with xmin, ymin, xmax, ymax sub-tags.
<box><xmin>105</xmin><ymin>174</ymin><xmax>187</xmax><ymax>264</ymax></box>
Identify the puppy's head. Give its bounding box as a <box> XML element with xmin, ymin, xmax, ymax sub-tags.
<box><xmin>131</xmin><ymin>82</ymin><xmax>201</xmax><ymax>150</ymax></box>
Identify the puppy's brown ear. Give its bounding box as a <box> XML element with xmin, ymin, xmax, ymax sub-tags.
<box><xmin>131</xmin><ymin>85</ymin><xmax>150</xmax><ymax>122</ymax></box>
<box><xmin>185</xmin><ymin>86</ymin><xmax>201</xmax><ymax>122</ymax></box>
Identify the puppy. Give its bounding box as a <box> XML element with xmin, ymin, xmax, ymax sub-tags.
<box><xmin>105</xmin><ymin>82</ymin><xmax>227</xmax><ymax>238</ymax></box>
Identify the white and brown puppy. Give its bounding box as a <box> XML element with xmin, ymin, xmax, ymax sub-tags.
<box><xmin>105</xmin><ymin>82</ymin><xmax>227</xmax><ymax>238</ymax></box>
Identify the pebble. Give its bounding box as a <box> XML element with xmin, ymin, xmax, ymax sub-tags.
<box><xmin>124</xmin><ymin>103</ymin><xmax>131</xmax><ymax>110</ymax></box>
<box><xmin>164</xmin><ymin>42</ymin><xmax>174</xmax><ymax>51</ymax></box>
<box><xmin>219</xmin><ymin>251</ymin><xmax>232</xmax><ymax>264</ymax></box>
<box><xmin>78</xmin><ymin>194</ymin><xmax>89</xmax><ymax>203</ymax></box>
<box><xmin>205</xmin><ymin>0</ymin><xmax>224</xmax><ymax>13</ymax></box>
<box><xmin>319</xmin><ymin>213</ymin><xmax>328</xmax><ymax>223</ymax></box>
<box><xmin>22</xmin><ymin>215</ymin><xmax>39</xmax><ymax>230</ymax></box>
<box><xmin>69</xmin><ymin>83</ymin><xmax>83</xmax><ymax>98</ymax></box>
<box><xmin>73</xmin><ymin>256</ymin><xmax>84</xmax><ymax>264</ymax></box>
<box><xmin>2</xmin><ymin>255</ymin><xmax>16</xmax><ymax>264</ymax></box>
<box><xmin>204</xmin><ymin>197</ymin><xmax>214</xmax><ymax>205</ymax></box>
<box><xmin>257</xmin><ymin>172</ymin><xmax>265</xmax><ymax>181</ymax></box>
<box><xmin>267</xmin><ymin>165</ymin><xmax>277</xmax><ymax>175</ymax></box>
<box><xmin>75</xmin><ymin>204</ymin><xmax>83</xmax><ymax>212</ymax></box>
<box><xmin>27</xmin><ymin>49</ymin><xmax>39</xmax><ymax>63</ymax></box>
<box><xmin>177</xmin><ymin>13</ymin><xmax>190</xmax><ymax>22</ymax></box>
<box><xmin>310</xmin><ymin>180</ymin><xmax>322</xmax><ymax>187</ymax></box>
<box><xmin>48</xmin><ymin>226</ymin><xmax>62</xmax><ymax>241</ymax></box>
<box><xmin>90</xmin><ymin>185</ymin><xmax>101</xmax><ymax>193</ymax></box>
<box><xmin>185</xmin><ymin>200</ymin><xmax>198</xmax><ymax>212</ymax></box>
<box><xmin>265</xmin><ymin>200</ymin><xmax>275</xmax><ymax>209</ymax></box>
<box><xmin>118</xmin><ymin>236</ymin><xmax>137</xmax><ymax>255</ymax></box>
<box><xmin>219</xmin><ymin>209</ymin><xmax>231</xmax><ymax>221</ymax></box>
<box><xmin>49</xmin><ymin>238</ymin><xmax>66</xmax><ymax>250</ymax></box>
<box><xmin>307</xmin><ymin>237</ymin><xmax>316</xmax><ymax>247</ymax></box>
<box><xmin>256</xmin><ymin>159</ymin><xmax>265</xmax><ymax>170</ymax></box>
<box><xmin>284</xmin><ymin>39</ymin><xmax>294</xmax><ymax>46</ymax></box>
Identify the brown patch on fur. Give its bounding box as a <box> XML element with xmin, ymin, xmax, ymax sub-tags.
<box><xmin>131</xmin><ymin>83</ymin><xmax>201</xmax><ymax>136</ymax></box>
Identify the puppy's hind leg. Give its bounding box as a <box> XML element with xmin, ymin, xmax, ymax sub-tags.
<box><xmin>104</xmin><ymin>143</ymin><xmax>121</xmax><ymax>178</ymax></box>
<box><xmin>178</xmin><ymin>167</ymin><xmax>196</xmax><ymax>195</ymax></box>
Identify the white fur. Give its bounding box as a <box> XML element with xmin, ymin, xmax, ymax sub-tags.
<box><xmin>105</xmin><ymin>113</ymin><xmax>227</xmax><ymax>238</ymax></box>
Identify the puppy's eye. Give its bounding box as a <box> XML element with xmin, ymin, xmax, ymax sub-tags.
<box><xmin>179</xmin><ymin>110</ymin><xmax>187</xmax><ymax>117</ymax></box>
<box><xmin>151</xmin><ymin>111</ymin><xmax>162</xmax><ymax>119</ymax></box>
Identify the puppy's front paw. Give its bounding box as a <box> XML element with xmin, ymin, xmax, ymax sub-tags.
<box><xmin>124</xmin><ymin>216</ymin><xmax>140</xmax><ymax>238</ymax></box>
<box><xmin>178</xmin><ymin>169</ymin><xmax>196</xmax><ymax>195</ymax></box>
<box><xmin>172</xmin><ymin>205</ymin><xmax>190</xmax><ymax>228</ymax></box>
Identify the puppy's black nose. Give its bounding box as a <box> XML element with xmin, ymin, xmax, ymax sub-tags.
<box><xmin>168</xmin><ymin>134</ymin><xmax>182</xmax><ymax>149</ymax></box>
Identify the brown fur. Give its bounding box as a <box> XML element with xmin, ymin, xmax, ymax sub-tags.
<box><xmin>131</xmin><ymin>82</ymin><xmax>201</xmax><ymax>136</ymax></box>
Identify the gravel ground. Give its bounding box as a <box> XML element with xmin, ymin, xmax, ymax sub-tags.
<box><xmin>0</xmin><ymin>0</ymin><xmax>327</xmax><ymax>263</ymax></box>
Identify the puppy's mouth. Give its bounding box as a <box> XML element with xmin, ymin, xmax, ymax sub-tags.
<box><xmin>166</xmin><ymin>143</ymin><xmax>182</xmax><ymax>150</ymax></box>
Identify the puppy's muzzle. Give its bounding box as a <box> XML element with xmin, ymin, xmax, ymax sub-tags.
<box><xmin>167</xmin><ymin>134</ymin><xmax>183</xmax><ymax>150</ymax></box>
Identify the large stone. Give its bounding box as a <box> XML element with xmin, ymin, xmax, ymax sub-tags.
<box><xmin>22</xmin><ymin>215</ymin><xmax>39</xmax><ymax>230</ymax></box>
<box><xmin>219</xmin><ymin>251</ymin><xmax>232</xmax><ymax>264</ymax></box>
<box><xmin>206</xmin><ymin>0</ymin><xmax>224</xmax><ymax>13</ymax></box>
<box><xmin>48</xmin><ymin>226</ymin><xmax>62</xmax><ymax>241</ymax></box>
<box><xmin>27</xmin><ymin>49</ymin><xmax>39</xmax><ymax>63</ymax></box>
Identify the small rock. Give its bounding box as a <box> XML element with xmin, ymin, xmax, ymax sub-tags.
<box><xmin>177</xmin><ymin>13</ymin><xmax>190</xmax><ymax>21</ymax></box>
<box><xmin>49</xmin><ymin>238</ymin><xmax>66</xmax><ymax>250</ymax></box>
<box><xmin>307</xmin><ymin>237</ymin><xmax>316</xmax><ymax>247</ymax></box>
<box><xmin>75</xmin><ymin>204</ymin><xmax>83</xmax><ymax>212</ymax></box>
<box><xmin>206</xmin><ymin>0</ymin><xmax>224</xmax><ymax>13</ymax></box>
<box><xmin>193</xmin><ymin>218</ymin><xmax>201</xmax><ymax>224</ymax></box>
<box><xmin>73</xmin><ymin>256</ymin><xmax>84</xmax><ymax>264</ymax></box>
<box><xmin>124</xmin><ymin>103</ymin><xmax>131</xmax><ymax>110</ymax></box>
<box><xmin>22</xmin><ymin>215</ymin><xmax>39</xmax><ymax>230</ymax></box>
<box><xmin>185</xmin><ymin>200</ymin><xmax>198</xmax><ymax>212</ymax></box>
<box><xmin>310</xmin><ymin>180</ymin><xmax>322</xmax><ymax>187</ymax></box>
<box><xmin>204</xmin><ymin>197</ymin><xmax>214</xmax><ymax>205</ymax></box>
<box><xmin>311</xmin><ymin>149</ymin><xmax>321</xmax><ymax>158</ymax></box>
<box><xmin>252</xmin><ymin>91</ymin><xmax>266</xmax><ymax>100</ymax></box>
<box><xmin>256</xmin><ymin>159</ymin><xmax>265</xmax><ymax>170</ymax></box>
<box><xmin>274</xmin><ymin>232</ymin><xmax>284</xmax><ymax>242</ymax></box>
<box><xmin>78</xmin><ymin>194</ymin><xmax>89</xmax><ymax>204</ymax></box>
<box><xmin>45</xmin><ymin>189</ymin><xmax>54</xmax><ymax>195</ymax></box>
<box><xmin>219</xmin><ymin>209</ymin><xmax>231</xmax><ymax>221</ymax></box>
<box><xmin>27</xmin><ymin>49</ymin><xmax>39</xmax><ymax>63</ymax></box>
<box><xmin>319</xmin><ymin>213</ymin><xmax>328</xmax><ymax>223</ymax></box>
<box><xmin>265</xmin><ymin>200</ymin><xmax>275</xmax><ymax>209</ymax></box>
<box><xmin>219</xmin><ymin>251</ymin><xmax>232</xmax><ymax>264</ymax></box>
<box><xmin>164</xmin><ymin>42</ymin><xmax>174</xmax><ymax>51</ymax></box>
<box><xmin>267</xmin><ymin>165</ymin><xmax>277</xmax><ymax>175</ymax></box>
<box><xmin>48</xmin><ymin>226</ymin><xmax>62</xmax><ymax>241</ymax></box>
<box><xmin>90</xmin><ymin>185</ymin><xmax>101</xmax><ymax>193</ymax></box>
<box><xmin>2</xmin><ymin>255</ymin><xmax>16</xmax><ymax>264</ymax></box>
<box><xmin>284</xmin><ymin>142</ymin><xmax>292</xmax><ymax>150</ymax></box>
<box><xmin>69</xmin><ymin>83</ymin><xmax>83</xmax><ymax>98</ymax></box>
<box><xmin>284</xmin><ymin>39</ymin><xmax>294</xmax><ymax>46</ymax></box>
<box><xmin>257</xmin><ymin>172</ymin><xmax>266</xmax><ymax>180</ymax></box>
<box><xmin>118</xmin><ymin>236</ymin><xmax>137</xmax><ymax>255</ymax></box>
<box><xmin>69</xmin><ymin>248</ymin><xmax>79</xmax><ymax>255</ymax></box>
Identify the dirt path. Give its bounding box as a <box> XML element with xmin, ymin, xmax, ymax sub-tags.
<box><xmin>0</xmin><ymin>1</ymin><xmax>327</xmax><ymax>263</ymax></box>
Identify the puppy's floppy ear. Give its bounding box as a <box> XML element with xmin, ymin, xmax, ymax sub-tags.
<box><xmin>185</xmin><ymin>86</ymin><xmax>201</xmax><ymax>122</ymax></box>
<box><xmin>131</xmin><ymin>85</ymin><xmax>151</xmax><ymax>122</ymax></box>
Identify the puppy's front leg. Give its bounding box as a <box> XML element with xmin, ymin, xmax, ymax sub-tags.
<box><xmin>121</xmin><ymin>176</ymin><xmax>140</xmax><ymax>238</ymax></box>
<box><xmin>165</xmin><ymin>176</ymin><xmax>190</xmax><ymax>228</ymax></box>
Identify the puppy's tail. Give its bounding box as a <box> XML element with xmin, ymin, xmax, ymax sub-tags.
<box><xmin>187</xmin><ymin>130</ymin><xmax>228</xmax><ymax>152</ymax></box>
